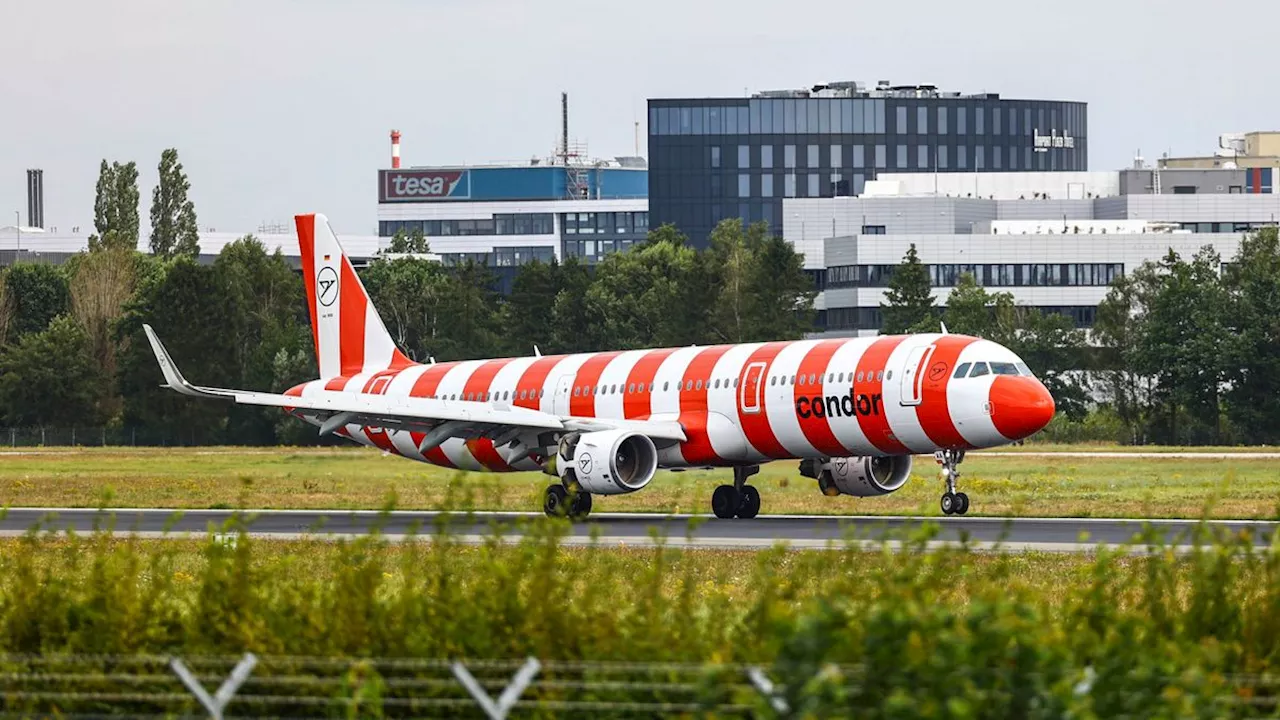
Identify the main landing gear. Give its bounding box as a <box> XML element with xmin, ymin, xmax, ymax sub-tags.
<box><xmin>936</xmin><ymin>449</ymin><xmax>970</xmax><ymax>515</ymax></box>
<box><xmin>544</xmin><ymin>482</ymin><xmax>593</xmax><ymax>520</ymax></box>
<box><xmin>712</xmin><ymin>465</ymin><xmax>761</xmax><ymax>519</ymax></box>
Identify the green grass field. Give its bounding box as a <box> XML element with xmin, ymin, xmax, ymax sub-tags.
<box><xmin>2</xmin><ymin>443</ymin><xmax>1278</xmax><ymax>519</ymax></box>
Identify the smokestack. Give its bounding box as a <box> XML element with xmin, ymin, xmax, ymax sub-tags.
<box><xmin>561</xmin><ymin>92</ymin><xmax>569</xmax><ymax>166</ymax></box>
<box><xmin>26</xmin><ymin>169</ymin><xmax>43</xmax><ymax>229</ymax></box>
<box><xmin>390</xmin><ymin>130</ymin><xmax>401</xmax><ymax>169</ymax></box>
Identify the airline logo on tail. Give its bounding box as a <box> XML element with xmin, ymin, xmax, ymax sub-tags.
<box><xmin>317</xmin><ymin>266</ymin><xmax>338</xmax><ymax>307</ymax></box>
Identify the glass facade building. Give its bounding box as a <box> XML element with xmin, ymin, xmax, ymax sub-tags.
<box><xmin>648</xmin><ymin>82</ymin><xmax>1087</xmax><ymax>246</ymax></box>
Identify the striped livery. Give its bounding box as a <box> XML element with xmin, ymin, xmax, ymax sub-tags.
<box><xmin>284</xmin><ymin>213</ymin><xmax>1056</xmax><ymax>474</ymax></box>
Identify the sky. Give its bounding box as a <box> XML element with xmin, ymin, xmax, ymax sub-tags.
<box><xmin>2</xmin><ymin>0</ymin><xmax>1278</xmax><ymax>236</ymax></box>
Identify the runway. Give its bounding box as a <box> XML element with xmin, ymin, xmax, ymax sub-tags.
<box><xmin>1</xmin><ymin>508</ymin><xmax>1274</xmax><ymax>552</ymax></box>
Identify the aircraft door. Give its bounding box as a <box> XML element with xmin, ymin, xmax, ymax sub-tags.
<box><xmin>552</xmin><ymin>375</ymin><xmax>574</xmax><ymax>415</ymax></box>
<box><xmin>740</xmin><ymin>362</ymin><xmax>766</xmax><ymax>414</ymax></box>
<box><xmin>899</xmin><ymin>344</ymin><xmax>935</xmax><ymax>407</ymax></box>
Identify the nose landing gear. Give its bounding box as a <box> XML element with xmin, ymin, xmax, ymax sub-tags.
<box><xmin>936</xmin><ymin>449</ymin><xmax>969</xmax><ymax>515</ymax></box>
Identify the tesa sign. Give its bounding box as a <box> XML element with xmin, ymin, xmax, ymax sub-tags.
<box><xmin>380</xmin><ymin>169</ymin><xmax>470</xmax><ymax>202</ymax></box>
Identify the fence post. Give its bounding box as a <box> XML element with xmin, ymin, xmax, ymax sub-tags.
<box><xmin>171</xmin><ymin>652</ymin><xmax>258</xmax><ymax>720</ymax></box>
<box><xmin>72</xmin><ymin>427</ymin><xmax>76</xmax><ymax>446</ymax></box>
<box><xmin>102</xmin><ymin>427</ymin><xmax>106</xmax><ymax>446</ymax></box>
<box><xmin>747</xmin><ymin>667</ymin><xmax>791</xmax><ymax>715</ymax></box>
<box><xmin>40</xmin><ymin>428</ymin><xmax>44</xmax><ymax>446</ymax></box>
<box><xmin>452</xmin><ymin>657</ymin><xmax>540</xmax><ymax>720</ymax></box>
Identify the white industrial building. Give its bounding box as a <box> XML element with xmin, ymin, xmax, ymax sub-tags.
<box><xmin>784</xmin><ymin>167</ymin><xmax>1279</xmax><ymax>336</ymax></box>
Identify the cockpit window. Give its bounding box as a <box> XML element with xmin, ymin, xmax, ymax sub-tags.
<box><xmin>969</xmin><ymin>362</ymin><xmax>990</xmax><ymax>378</ymax></box>
<box><xmin>953</xmin><ymin>362</ymin><xmax>971</xmax><ymax>379</ymax></box>
<box><xmin>1016</xmin><ymin>362</ymin><xmax>1033</xmax><ymax>377</ymax></box>
<box><xmin>990</xmin><ymin>361</ymin><xmax>1019</xmax><ymax>376</ymax></box>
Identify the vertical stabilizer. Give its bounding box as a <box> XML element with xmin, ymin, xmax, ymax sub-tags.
<box><xmin>295</xmin><ymin>213</ymin><xmax>414</xmax><ymax>379</ymax></box>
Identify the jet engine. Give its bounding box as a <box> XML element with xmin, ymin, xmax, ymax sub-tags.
<box><xmin>554</xmin><ymin>429</ymin><xmax>658</xmax><ymax>495</ymax></box>
<box><xmin>799</xmin><ymin>455</ymin><xmax>913</xmax><ymax>497</ymax></box>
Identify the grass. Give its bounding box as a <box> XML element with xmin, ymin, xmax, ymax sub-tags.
<box><xmin>0</xmin><ymin>516</ymin><xmax>1276</xmax><ymax>716</ymax></box>
<box><xmin>2</xmin><ymin>444</ymin><xmax>1279</xmax><ymax>519</ymax></box>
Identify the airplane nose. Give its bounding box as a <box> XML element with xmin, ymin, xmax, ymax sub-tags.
<box><xmin>988</xmin><ymin>376</ymin><xmax>1055</xmax><ymax>441</ymax></box>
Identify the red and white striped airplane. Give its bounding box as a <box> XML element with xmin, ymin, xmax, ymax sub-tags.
<box><xmin>144</xmin><ymin>213</ymin><xmax>1055</xmax><ymax>520</ymax></box>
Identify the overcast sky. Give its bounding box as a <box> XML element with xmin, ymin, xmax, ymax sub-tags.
<box><xmin>2</xmin><ymin>0</ymin><xmax>1278</xmax><ymax>236</ymax></box>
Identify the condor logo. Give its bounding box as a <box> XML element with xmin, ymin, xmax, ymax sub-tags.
<box><xmin>796</xmin><ymin>390</ymin><xmax>884</xmax><ymax>419</ymax></box>
<box><xmin>380</xmin><ymin>170</ymin><xmax>469</xmax><ymax>202</ymax></box>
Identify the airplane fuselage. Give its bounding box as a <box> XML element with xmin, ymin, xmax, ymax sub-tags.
<box><xmin>287</xmin><ymin>331</ymin><xmax>1054</xmax><ymax>473</ymax></box>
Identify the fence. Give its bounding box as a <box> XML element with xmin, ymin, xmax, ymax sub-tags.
<box><xmin>0</xmin><ymin>427</ymin><xmax>329</xmax><ymax>448</ymax></box>
<box><xmin>0</xmin><ymin>653</ymin><xmax>1277</xmax><ymax>718</ymax></box>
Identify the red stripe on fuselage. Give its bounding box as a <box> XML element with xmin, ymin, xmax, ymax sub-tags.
<box><xmin>792</xmin><ymin>339</ymin><xmax>852</xmax><ymax>457</ymax></box>
<box><xmin>461</xmin><ymin>359</ymin><xmax>517</xmax><ymax>471</ymax></box>
<box><xmin>854</xmin><ymin>336</ymin><xmax>911</xmax><ymax>455</ymax></box>
<box><xmin>407</xmin><ymin>363</ymin><xmax>458</xmax><ymax>468</ymax></box>
<box><xmin>677</xmin><ymin>345</ymin><xmax>733</xmax><ymax>464</ymax></box>
<box><xmin>735</xmin><ymin>341</ymin><xmax>792</xmax><ymax>459</ymax></box>
<box><xmin>914</xmin><ymin>335</ymin><xmax>978</xmax><ymax>450</ymax></box>
<box><xmin>623</xmin><ymin>348</ymin><xmax>676</xmax><ymax>419</ymax></box>
<box><xmin>338</xmin><ymin>259</ymin><xmax>367</xmax><ymax>376</ymax></box>
<box><xmin>569</xmin><ymin>351</ymin><xmax>622</xmax><ymax>417</ymax></box>
<box><xmin>513</xmin><ymin>355</ymin><xmax>564</xmax><ymax>411</ymax></box>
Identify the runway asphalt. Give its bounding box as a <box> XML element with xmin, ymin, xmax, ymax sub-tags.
<box><xmin>0</xmin><ymin>508</ymin><xmax>1274</xmax><ymax>552</ymax></box>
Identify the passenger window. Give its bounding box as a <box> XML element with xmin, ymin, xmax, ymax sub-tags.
<box><xmin>734</xmin><ymin>378</ymin><xmax>740</xmax><ymax>388</ymax></box>
<box><xmin>610</xmin><ymin>384</ymin><xmax>617</xmax><ymax>393</ymax></box>
<box><xmin>953</xmin><ymin>363</ymin><xmax>971</xmax><ymax>379</ymax></box>
<box><xmin>696</xmin><ymin>379</ymin><xmax>703</xmax><ymax>391</ymax></box>
<box><xmin>886</xmin><ymin>370</ymin><xmax>893</xmax><ymax>380</ymax></box>
<box><xmin>789</xmin><ymin>375</ymin><xmax>796</xmax><ymax>384</ymax></box>
<box><xmin>798</xmin><ymin>375</ymin><xmax>806</xmax><ymax>385</ymax></box>
<box><xmin>663</xmin><ymin>382</ymin><xmax>669</xmax><ymax>391</ymax></box>
<box><xmin>828</xmin><ymin>373</ymin><xmax>834</xmax><ymax>383</ymax></box>
<box><xmin>876</xmin><ymin>371</ymin><xmax>883</xmax><ymax>381</ymax></box>
<box><xmin>990</xmin><ymin>361</ymin><xmax>1019</xmax><ymax>376</ymax></box>
<box><xmin>809</xmin><ymin>373</ymin><xmax>817</xmax><ymax>384</ymax></box>
<box><xmin>857</xmin><ymin>372</ymin><xmax>864</xmax><ymax>382</ymax></box>
<box><xmin>573</xmin><ymin>388</ymin><xmax>580</xmax><ymax>397</ymax></box>
<box><xmin>970</xmin><ymin>363</ymin><xmax>990</xmax><ymax>378</ymax></box>
<box><xmin>770</xmin><ymin>376</ymin><xmax>777</xmax><ymax>386</ymax></box>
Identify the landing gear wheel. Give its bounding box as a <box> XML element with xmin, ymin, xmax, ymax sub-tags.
<box><xmin>736</xmin><ymin>485</ymin><xmax>761</xmax><ymax>519</ymax></box>
<box><xmin>569</xmin><ymin>489</ymin><xmax>593</xmax><ymax>519</ymax></box>
<box><xmin>543</xmin><ymin>484</ymin><xmax>569</xmax><ymax>518</ymax></box>
<box><xmin>711</xmin><ymin>485</ymin><xmax>739</xmax><ymax>519</ymax></box>
<box><xmin>935</xmin><ymin>450</ymin><xmax>969</xmax><ymax>517</ymax></box>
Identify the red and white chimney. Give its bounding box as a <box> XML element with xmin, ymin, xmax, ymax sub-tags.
<box><xmin>390</xmin><ymin>130</ymin><xmax>401</xmax><ymax>169</ymax></box>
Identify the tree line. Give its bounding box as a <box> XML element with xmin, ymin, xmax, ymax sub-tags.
<box><xmin>878</xmin><ymin>227</ymin><xmax>1280</xmax><ymax>446</ymax></box>
<box><xmin>4</xmin><ymin>148</ymin><xmax>1277</xmax><ymax>446</ymax></box>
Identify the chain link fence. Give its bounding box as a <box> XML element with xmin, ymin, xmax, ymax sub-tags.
<box><xmin>0</xmin><ymin>653</ymin><xmax>1276</xmax><ymax>718</ymax></box>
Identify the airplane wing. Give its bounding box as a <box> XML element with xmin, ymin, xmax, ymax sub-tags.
<box><xmin>142</xmin><ymin>325</ymin><xmax>688</xmax><ymax>448</ymax></box>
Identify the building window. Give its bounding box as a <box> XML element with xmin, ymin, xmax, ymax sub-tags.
<box><xmin>861</xmin><ymin>225</ymin><xmax>886</xmax><ymax>235</ymax></box>
<box><xmin>738</xmin><ymin>145</ymin><xmax>749</xmax><ymax>169</ymax></box>
<box><xmin>875</xmin><ymin>145</ymin><xmax>886</xmax><ymax>168</ymax></box>
<box><xmin>762</xmin><ymin>174</ymin><xmax>774</xmax><ymax>197</ymax></box>
<box><xmin>853</xmin><ymin>145</ymin><xmax>865</xmax><ymax>168</ymax></box>
<box><xmin>957</xmin><ymin>107</ymin><xmax>967</xmax><ymax>135</ymax></box>
<box><xmin>738</xmin><ymin>174</ymin><xmax>750</xmax><ymax>198</ymax></box>
<box><xmin>958</xmin><ymin>145</ymin><xmax>968</xmax><ymax>169</ymax></box>
<box><xmin>937</xmin><ymin>106</ymin><xmax>948</xmax><ymax>134</ymax></box>
<box><xmin>807</xmin><ymin>174</ymin><xmax>819</xmax><ymax>197</ymax></box>
<box><xmin>711</xmin><ymin>146</ymin><xmax>721</xmax><ymax>168</ymax></box>
<box><xmin>993</xmin><ymin>146</ymin><xmax>1002</xmax><ymax>169</ymax></box>
<box><xmin>917</xmin><ymin>106</ymin><xmax>928</xmax><ymax>134</ymax></box>
<box><xmin>938</xmin><ymin>145</ymin><xmax>948</xmax><ymax>169</ymax></box>
<box><xmin>762</xmin><ymin>145</ymin><xmax>774</xmax><ymax>168</ymax></box>
<box><xmin>993</xmin><ymin>109</ymin><xmax>1002</xmax><ymax>135</ymax></box>
<box><xmin>831</xmin><ymin>144</ymin><xmax>843</xmax><ymax>167</ymax></box>
<box><xmin>976</xmin><ymin>146</ymin><xmax>985</xmax><ymax>169</ymax></box>
<box><xmin>896</xmin><ymin>105</ymin><xmax>908</xmax><ymax>134</ymax></box>
<box><xmin>807</xmin><ymin>144</ymin><xmax>819</xmax><ymax>168</ymax></box>
<box><xmin>784</xmin><ymin>145</ymin><xmax>796</xmax><ymax>168</ymax></box>
<box><xmin>784</xmin><ymin>173</ymin><xmax>797</xmax><ymax>198</ymax></box>
<box><xmin>896</xmin><ymin>145</ymin><xmax>908</xmax><ymax>168</ymax></box>
<box><xmin>918</xmin><ymin>145</ymin><xmax>929</xmax><ymax>169</ymax></box>
<box><xmin>975</xmin><ymin>107</ymin><xmax>985</xmax><ymax>134</ymax></box>
<box><xmin>1173</xmin><ymin>186</ymin><xmax>1197</xmax><ymax>194</ymax></box>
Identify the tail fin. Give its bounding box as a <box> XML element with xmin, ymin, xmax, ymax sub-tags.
<box><xmin>296</xmin><ymin>213</ymin><xmax>414</xmax><ymax>379</ymax></box>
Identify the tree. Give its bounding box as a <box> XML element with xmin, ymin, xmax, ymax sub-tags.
<box><xmin>880</xmin><ymin>244</ymin><xmax>937</xmax><ymax>334</ymax></box>
<box><xmin>89</xmin><ymin>160</ymin><xmax>140</xmax><ymax>252</ymax></box>
<box><xmin>0</xmin><ymin>263</ymin><xmax>71</xmax><ymax>340</ymax></box>
<box><xmin>116</xmin><ymin>257</ymin><xmax>239</xmax><ymax>443</ymax></box>
<box><xmin>549</xmin><ymin>257</ymin><xmax>593</xmax><ymax>354</ymax></box>
<box><xmin>432</xmin><ymin>260</ymin><xmax>503</xmax><ymax>360</ymax></box>
<box><xmin>149</xmin><ymin>148</ymin><xmax>200</xmax><ymax>258</ymax></box>
<box><xmin>1092</xmin><ymin>274</ymin><xmax>1148</xmax><ymax>442</ymax></box>
<box><xmin>940</xmin><ymin>273</ymin><xmax>1017</xmax><ymax>342</ymax></box>
<box><xmin>0</xmin><ymin>315</ymin><xmax>103</xmax><ymax>428</ymax></box>
<box><xmin>65</xmin><ymin>247</ymin><xmax>139</xmax><ymax>421</ymax></box>
<box><xmin>505</xmin><ymin>258</ymin><xmax>560</xmax><ymax>356</ymax></box>
<box><xmin>386</xmin><ymin>227</ymin><xmax>430</xmax><ymax>254</ymax></box>
<box><xmin>1220</xmin><ymin>227</ymin><xmax>1280</xmax><ymax>443</ymax></box>
<box><xmin>704</xmin><ymin>218</ymin><xmax>816</xmax><ymax>343</ymax></box>
<box><xmin>361</xmin><ymin>255</ymin><xmax>450</xmax><ymax>361</ymax></box>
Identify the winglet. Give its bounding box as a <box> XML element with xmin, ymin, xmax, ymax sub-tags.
<box><xmin>142</xmin><ymin>324</ymin><xmax>226</xmax><ymax>399</ymax></box>
<box><xmin>533</xmin><ymin>345</ymin><xmax>542</xmax><ymax>358</ymax></box>
<box><xmin>940</xmin><ymin>321</ymin><xmax>949</xmax><ymax>335</ymax></box>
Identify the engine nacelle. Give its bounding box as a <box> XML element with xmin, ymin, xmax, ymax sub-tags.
<box><xmin>800</xmin><ymin>455</ymin><xmax>913</xmax><ymax>497</ymax></box>
<box><xmin>555</xmin><ymin>429</ymin><xmax>658</xmax><ymax>495</ymax></box>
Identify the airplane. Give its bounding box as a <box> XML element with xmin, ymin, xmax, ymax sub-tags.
<box><xmin>143</xmin><ymin>213</ymin><xmax>1056</xmax><ymax>520</ymax></box>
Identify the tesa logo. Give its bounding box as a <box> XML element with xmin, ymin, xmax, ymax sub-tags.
<box><xmin>383</xmin><ymin>170</ymin><xmax>466</xmax><ymax>201</ymax></box>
